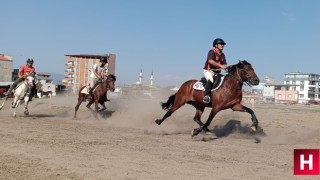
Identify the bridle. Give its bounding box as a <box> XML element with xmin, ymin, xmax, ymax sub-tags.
<box><xmin>105</xmin><ymin>76</ymin><xmax>115</xmax><ymax>91</ymax></box>
<box><xmin>230</xmin><ymin>65</ymin><xmax>256</xmax><ymax>86</ymax></box>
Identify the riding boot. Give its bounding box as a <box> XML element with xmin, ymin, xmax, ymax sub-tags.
<box><xmin>203</xmin><ymin>80</ymin><xmax>213</xmax><ymax>103</ymax></box>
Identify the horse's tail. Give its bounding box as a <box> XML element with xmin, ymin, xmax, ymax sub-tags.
<box><xmin>161</xmin><ymin>94</ymin><xmax>176</xmax><ymax>111</ymax></box>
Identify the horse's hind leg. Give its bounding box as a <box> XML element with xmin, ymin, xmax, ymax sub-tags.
<box><xmin>155</xmin><ymin>97</ymin><xmax>186</xmax><ymax>125</ymax></box>
<box><xmin>232</xmin><ymin>103</ymin><xmax>259</xmax><ymax>131</ymax></box>
<box><xmin>192</xmin><ymin>108</ymin><xmax>219</xmax><ymax>137</ymax></box>
<box><xmin>192</xmin><ymin>105</ymin><xmax>211</xmax><ymax>133</ymax></box>
<box><xmin>74</xmin><ymin>94</ymin><xmax>85</xmax><ymax>118</ymax></box>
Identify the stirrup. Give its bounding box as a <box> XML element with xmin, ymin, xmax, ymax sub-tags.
<box><xmin>203</xmin><ymin>95</ymin><xmax>211</xmax><ymax>103</ymax></box>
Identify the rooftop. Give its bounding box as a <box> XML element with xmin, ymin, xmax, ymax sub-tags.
<box><xmin>65</xmin><ymin>54</ymin><xmax>109</xmax><ymax>59</ymax></box>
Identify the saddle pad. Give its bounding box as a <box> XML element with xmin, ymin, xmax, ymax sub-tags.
<box><xmin>192</xmin><ymin>76</ymin><xmax>225</xmax><ymax>91</ymax></box>
<box><xmin>80</xmin><ymin>84</ymin><xmax>101</xmax><ymax>94</ymax></box>
<box><xmin>80</xmin><ymin>86</ymin><xmax>89</xmax><ymax>94</ymax></box>
<box><xmin>193</xmin><ymin>81</ymin><xmax>205</xmax><ymax>91</ymax></box>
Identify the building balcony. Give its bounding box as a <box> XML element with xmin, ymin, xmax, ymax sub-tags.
<box><xmin>65</xmin><ymin>64</ymin><xmax>75</xmax><ymax>68</ymax></box>
<box><xmin>64</xmin><ymin>76</ymin><xmax>74</xmax><ymax>80</ymax></box>
<box><xmin>65</xmin><ymin>71</ymin><xmax>75</xmax><ymax>75</ymax></box>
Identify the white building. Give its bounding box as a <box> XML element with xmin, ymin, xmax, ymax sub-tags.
<box><xmin>284</xmin><ymin>72</ymin><xmax>320</xmax><ymax>103</ymax></box>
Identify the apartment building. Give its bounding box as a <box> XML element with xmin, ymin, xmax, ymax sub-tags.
<box><xmin>0</xmin><ymin>54</ymin><xmax>13</xmax><ymax>82</ymax></box>
<box><xmin>63</xmin><ymin>54</ymin><xmax>116</xmax><ymax>92</ymax></box>
<box><xmin>284</xmin><ymin>72</ymin><xmax>320</xmax><ymax>103</ymax></box>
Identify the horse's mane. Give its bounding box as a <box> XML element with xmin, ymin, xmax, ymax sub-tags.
<box><xmin>107</xmin><ymin>74</ymin><xmax>116</xmax><ymax>81</ymax></box>
<box><xmin>227</xmin><ymin>60</ymin><xmax>251</xmax><ymax>73</ymax></box>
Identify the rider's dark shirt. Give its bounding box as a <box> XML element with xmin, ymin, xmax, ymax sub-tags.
<box><xmin>203</xmin><ymin>48</ymin><xmax>227</xmax><ymax>72</ymax></box>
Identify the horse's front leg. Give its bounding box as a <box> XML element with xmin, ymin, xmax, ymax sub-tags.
<box><xmin>232</xmin><ymin>103</ymin><xmax>259</xmax><ymax>131</ymax></box>
<box><xmin>23</xmin><ymin>96</ymin><xmax>30</xmax><ymax>115</ymax></box>
<box><xmin>12</xmin><ymin>96</ymin><xmax>18</xmax><ymax>109</ymax></box>
<box><xmin>192</xmin><ymin>108</ymin><xmax>218</xmax><ymax>137</ymax></box>
<box><xmin>98</xmin><ymin>102</ymin><xmax>107</xmax><ymax>112</ymax></box>
<box><xmin>94</xmin><ymin>101</ymin><xmax>99</xmax><ymax>118</ymax></box>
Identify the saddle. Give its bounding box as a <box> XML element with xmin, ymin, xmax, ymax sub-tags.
<box><xmin>193</xmin><ymin>74</ymin><xmax>225</xmax><ymax>91</ymax></box>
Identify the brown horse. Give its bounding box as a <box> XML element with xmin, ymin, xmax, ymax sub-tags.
<box><xmin>155</xmin><ymin>60</ymin><xmax>260</xmax><ymax>137</ymax></box>
<box><xmin>74</xmin><ymin>74</ymin><xmax>116</xmax><ymax>119</ymax></box>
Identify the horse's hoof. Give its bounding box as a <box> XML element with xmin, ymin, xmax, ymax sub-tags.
<box><xmin>191</xmin><ymin>129</ymin><xmax>199</xmax><ymax>137</ymax></box>
<box><xmin>98</xmin><ymin>107</ymin><xmax>107</xmax><ymax>112</ymax></box>
<box><xmin>24</xmin><ymin>111</ymin><xmax>29</xmax><ymax>115</ymax></box>
<box><xmin>155</xmin><ymin>119</ymin><xmax>162</xmax><ymax>125</ymax></box>
<box><xmin>205</xmin><ymin>131</ymin><xmax>213</xmax><ymax>135</ymax></box>
<box><xmin>250</xmin><ymin>125</ymin><xmax>257</xmax><ymax>132</ymax></box>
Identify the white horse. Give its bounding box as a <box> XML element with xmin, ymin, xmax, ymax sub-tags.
<box><xmin>0</xmin><ymin>76</ymin><xmax>35</xmax><ymax>117</ymax></box>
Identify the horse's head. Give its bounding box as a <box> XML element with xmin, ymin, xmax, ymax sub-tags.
<box><xmin>25</xmin><ymin>76</ymin><xmax>35</xmax><ymax>87</ymax></box>
<box><xmin>106</xmin><ymin>74</ymin><xmax>116</xmax><ymax>92</ymax></box>
<box><xmin>228</xmin><ymin>60</ymin><xmax>260</xmax><ymax>86</ymax></box>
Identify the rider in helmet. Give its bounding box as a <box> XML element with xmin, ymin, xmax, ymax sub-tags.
<box><xmin>4</xmin><ymin>58</ymin><xmax>36</xmax><ymax>99</ymax></box>
<box><xmin>86</xmin><ymin>57</ymin><xmax>108</xmax><ymax>101</ymax></box>
<box><xmin>202</xmin><ymin>38</ymin><xmax>228</xmax><ymax>103</ymax></box>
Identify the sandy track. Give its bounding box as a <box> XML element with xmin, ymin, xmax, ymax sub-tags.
<box><xmin>0</xmin><ymin>93</ymin><xmax>319</xmax><ymax>180</ymax></box>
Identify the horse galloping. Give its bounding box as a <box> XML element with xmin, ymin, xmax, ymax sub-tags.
<box><xmin>74</xmin><ymin>74</ymin><xmax>116</xmax><ymax>119</ymax></box>
<box><xmin>155</xmin><ymin>60</ymin><xmax>260</xmax><ymax>137</ymax></box>
<box><xmin>0</xmin><ymin>75</ymin><xmax>35</xmax><ymax>117</ymax></box>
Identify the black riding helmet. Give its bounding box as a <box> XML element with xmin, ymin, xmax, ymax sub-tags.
<box><xmin>27</xmin><ymin>58</ymin><xmax>34</xmax><ymax>64</ymax></box>
<box><xmin>213</xmin><ymin>38</ymin><xmax>226</xmax><ymax>46</ymax></box>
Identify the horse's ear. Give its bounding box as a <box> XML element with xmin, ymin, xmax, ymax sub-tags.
<box><xmin>238</xmin><ymin>60</ymin><xmax>244</xmax><ymax>68</ymax></box>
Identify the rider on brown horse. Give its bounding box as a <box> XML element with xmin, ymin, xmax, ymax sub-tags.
<box><xmin>203</xmin><ymin>38</ymin><xmax>228</xmax><ymax>103</ymax></box>
<box><xmin>86</xmin><ymin>58</ymin><xmax>109</xmax><ymax>101</ymax></box>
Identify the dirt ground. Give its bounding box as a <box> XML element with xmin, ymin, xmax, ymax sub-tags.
<box><xmin>0</xmin><ymin>91</ymin><xmax>319</xmax><ymax>180</ymax></box>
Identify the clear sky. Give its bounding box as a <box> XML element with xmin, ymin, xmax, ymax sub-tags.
<box><xmin>1</xmin><ymin>0</ymin><xmax>320</xmax><ymax>87</ymax></box>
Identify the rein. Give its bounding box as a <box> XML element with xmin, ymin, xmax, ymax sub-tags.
<box><xmin>105</xmin><ymin>76</ymin><xmax>115</xmax><ymax>90</ymax></box>
<box><xmin>228</xmin><ymin>66</ymin><xmax>254</xmax><ymax>86</ymax></box>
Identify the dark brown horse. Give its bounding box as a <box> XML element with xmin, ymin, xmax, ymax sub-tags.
<box><xmin>155</xmin><ymin>60</ymin><xmax>260</xmax><ymax>137</ymax></box>
<box><xmin>74</xmin><ymin>74</ymin><xmax>116</xmax><ymax>118</ymax></box>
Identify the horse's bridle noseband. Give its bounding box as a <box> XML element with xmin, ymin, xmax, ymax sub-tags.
<box><xmin>233</xmin><ymin>66</ymin><xmax>257</xmax><ymax>86</ymax></box>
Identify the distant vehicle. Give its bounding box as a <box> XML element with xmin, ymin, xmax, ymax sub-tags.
<box><xmin>36</xmin><ymin>73</ymin><xmax>56</xmax><ymax>98</ymax></box>
<box><xmin>0</xmin><ymin>88</ymin><xmax>6</xmax><ymax>98</ymax></box>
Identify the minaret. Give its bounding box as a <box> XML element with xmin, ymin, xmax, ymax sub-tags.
<box><xmin>150</xmin><ymin>70</ymin><xmax>154</xmax><ymax>86</ymax></box>
<box><xmin>139</xmin><ymin>68</ymin><xmax>143</xmax><ymax>85</ymax></box>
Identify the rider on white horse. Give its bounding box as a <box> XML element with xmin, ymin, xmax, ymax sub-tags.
<box><xmin>4</xmin><ymin>58</ymin><xmax>36</xmax><ymax>100</ymax></box>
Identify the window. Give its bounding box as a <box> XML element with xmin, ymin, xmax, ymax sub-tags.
<box><xmin>299</xmin><ymin>94</ymin><xmax>304</xmax><ymax>98</ymax></box>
